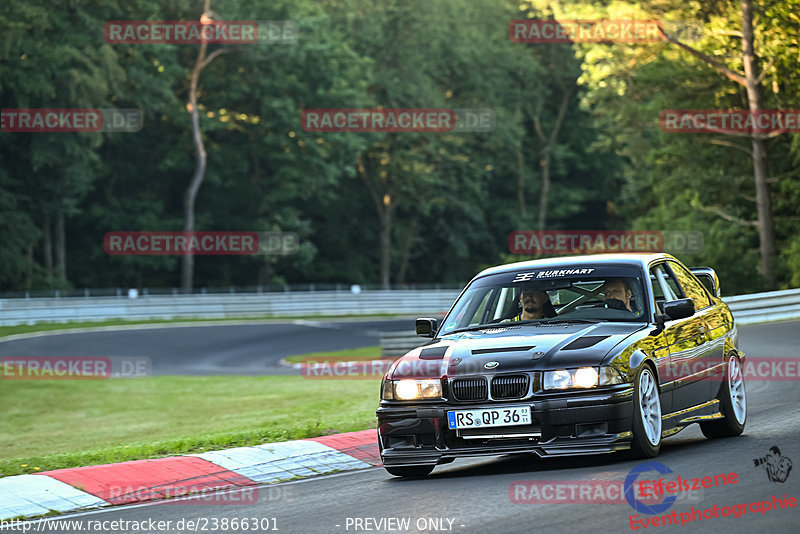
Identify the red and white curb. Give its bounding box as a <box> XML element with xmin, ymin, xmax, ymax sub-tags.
<box><xmin>0</xmin><ymin>429</ymin><xmax>379</xmax><ymax>520</ymax></box>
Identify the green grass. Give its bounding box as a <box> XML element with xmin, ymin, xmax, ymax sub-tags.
<box><xmin>0</xmin><ymin>314</ymin><xmax>403</xmax><ymax>340</ymax></box>
<box><xmin>284</xmin><ymin>345</ymin><xmax>384</xmax><ymax>364</ymax></box>
<box><xmin>0</xmin><ymin>375</ymin><xmax>380</xmax><ymax>478</ymax></box>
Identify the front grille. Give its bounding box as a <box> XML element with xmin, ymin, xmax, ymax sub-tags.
<box><xmin>491</xmin><ymin>375</ymin><xmax>529</xmax><ymax>399</ymax></box>
<box><xmin>451</xmin><ymin>378</ymin><xmax>488</xmax><ymax>401</ymax></box>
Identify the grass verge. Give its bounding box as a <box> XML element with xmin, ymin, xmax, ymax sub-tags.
<box><xmin>0</xmin><ymin>375</ymin><xmax>379</xmax><ymax>478</ymax></box>
<box><xmin>284</xmin><ymin>346</ymin><xmax>385</xmax><ymax>364</ymax></box>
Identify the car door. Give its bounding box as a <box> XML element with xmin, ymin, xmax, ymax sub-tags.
<box><xmin>668</xmin><ymin>260</ymin><xmax>725</xmax><ymax>398</ymax></box>
<box><xmin>650</xmin><ymin>263</ymin><xmax>711</xmax><ymax>412</ymax></box>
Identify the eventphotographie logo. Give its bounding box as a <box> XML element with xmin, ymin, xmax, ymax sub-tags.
<box><xmin>753</xmin><ymin>446</ymin><xmax>793</xmax><ymax>483</ymax></box>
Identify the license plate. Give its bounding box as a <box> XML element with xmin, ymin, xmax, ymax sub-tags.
<box><xmin>447</xmin><ymin>406</ymin><xmax>531</xmax><ymax>430</ymax></box>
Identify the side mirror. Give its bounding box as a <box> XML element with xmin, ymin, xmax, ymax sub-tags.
<box><xmin>690</xmin><ymin>267</ymin><xmax>720</xmax><ymax>298</ymax></box>
<box><xmin>662</xmin><ymin>298</ymin><xmax>695</xmax><ymax>321</ymax></box>
<box><xmin>415</xmin><ymin>318</ymin><xmax>438</xmax><ymax>338</ymax></box>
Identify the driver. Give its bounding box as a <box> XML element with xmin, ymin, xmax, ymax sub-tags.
<box><xmin>511</xmin><ymin>286</ymin><xmax>556</xmax><ymax>321</ymax></box>
<box><xmin>602</xmin><ymin>278</ymin><xmax>634</xmax><ymax>312</ymax></box>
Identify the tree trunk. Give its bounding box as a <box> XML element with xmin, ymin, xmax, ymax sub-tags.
<box><xmin>533</xmin><ymin>90</ymin><xmax>570</xmax><ymax>231</ymax></box>
<box><xmin>740</xmin><ymin>0</ymin><xmax>776</xmax><ymax>289</ymax></box>
<box><xmin>54</xmin><ymin>209</ymin><xmax>66</xmax><ymax>282</ymax></box>
<box><xmin>181</xmin><ymin>0</ymin><xmax>231</xmax><ymax>293</ymax></box>
<box><xmin>357</xmin><ymin>153</ymin><xmax>394</xmax><ymax>289</ymax></box>
<box><xmin>42</xmin><ymin>213</ymin><xmax>53</xmax><ymax>276</ymax></box>
<box><xmin>379</xmin><ymin>197</ymin><xmax>392</xmax><ymax>289</ymax></box>
<box><xmin>395</xmin><ymin>214</ymin><xmax>418</xmax><ymax>284</ymax></box>
<box><xmin>517</xmin><ymin>142</ymin><xmax>526</xmax><ymax>221</ymax></box>
<box><xmin>657</xmin><ymin>1</ymin><xmax>777</xmax><ymax>289</ymax></box>
<box><xmin>537</xmin><ymin>152</ymin><xmax>551</xmax><ymax>230</ymax></box>
<box><xmin>181</xmin><ymin>26</ymin><xmax>208</xmax><ymax>294</ymax></box>
<box><xmin>25</xmin><ymin>243</ymin><xmax>33</xmax><ymax>289</ymax></box>
<box><xmin>181</xmin><ymin>59</ymin><xmax>206</xmax><ymax>293</ymax></box>
<box><xmin>516</xmin><ymin>106</ymin><xmax>527</xmax><ymax>220</ymax></box>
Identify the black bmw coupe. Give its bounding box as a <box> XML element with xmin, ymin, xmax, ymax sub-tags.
<box><xmin>377</xmin><ymin>254</ymin><xmax>746</xmax><ymax>477</ymax></box>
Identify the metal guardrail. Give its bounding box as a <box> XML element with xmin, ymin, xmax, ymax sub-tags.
<box><xmin>380</xmin><ymin>332</ymin><xmax>430</xmax><ymax>358</ymax></box>
<box><xmin>0</xmin><ymin>287</ymin><xmax>797</xmax><ymax>328</ymax></box>
<box><xmin>722</xmin><ymin>287</ymin><xmax>800</xmax><ymax>325</ymax></box>
<box><xmin>0</xmin><ymin>290</ymin><xmax>461</xmax><ymax>326</ymax></box>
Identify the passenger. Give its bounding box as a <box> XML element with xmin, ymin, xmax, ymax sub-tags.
<box><xmin>602</xmin><ymin>278</ymin><xmax>634</xmax><ymax>312</ymax></box>
<box><xmin>512</xmin><ymin>287</ymin><xmax>557</xmax><ymax>321</ymax></box>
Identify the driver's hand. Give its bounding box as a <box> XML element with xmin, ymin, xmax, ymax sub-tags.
<box><xmin>604</xmin><ymin>298</ymin><xmax>627</xmax><ymax>311</ymax></box>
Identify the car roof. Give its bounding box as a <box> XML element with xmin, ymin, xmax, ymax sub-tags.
<box><xmin>474</xmin><ymin>253</ymin><xmax>675</xmax><ymax>279</ymax></box>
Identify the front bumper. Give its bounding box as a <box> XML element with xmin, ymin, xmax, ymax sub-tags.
<box><xmin>377</xmin><ymin>387</ymin><xmax>634</xmax><ymax>467</ymax></box>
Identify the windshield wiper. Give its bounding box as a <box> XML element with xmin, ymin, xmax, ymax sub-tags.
<box><xmin>444</xmin><ymin>317</ymin><xmax>598</xmax><ymax>334</ymax></box>
<box><xmin>539</xmin><ymin>318</ymin><xmax>600</xmax><ymax>324</ymax></box>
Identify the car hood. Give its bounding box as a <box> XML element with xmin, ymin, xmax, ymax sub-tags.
<box><xmin>388</xmin><ymin>322</ymin><xmax>648</xmax><ymax>379</ymax></box>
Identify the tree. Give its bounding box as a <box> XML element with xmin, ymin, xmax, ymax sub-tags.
<box><xmin>657</xmin><ymin>0</ymin><xmax>777</xmax><ymax>288</ymax></box>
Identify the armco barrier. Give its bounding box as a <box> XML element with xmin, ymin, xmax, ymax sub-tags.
<box><xmin>0</xmin><ymin>287</ymin><xmax>797</xmax><ymax>327</ymax></box>
<box><xmin>380</xmin><ymin>332</ymin><xmax>428</xmax><ymax>358</ymax></box>
<box><xmin>722</xmin><ymin>287</ymin><xmax>800</xmax><ymax>325</ymax></box>
<box><xmin>0</xmin><ymin>290</ymin><xmax>461</xmax><ymax>327</ymax></box>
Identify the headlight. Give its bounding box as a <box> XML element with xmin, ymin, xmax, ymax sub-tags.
<box><xmin>382</xmin><ymin>379</ymin><xmax>442</xmax><ymax>400</ymax></box>
<box><xmin>545</xmin><ymin>369</ymin><xmax>572</xmax><ymax>390</ymax></box>
<box><xmin>574</xmin><ymin>367</ymin><xmax>599</xmax><ymax>388</ymax></box>
<box><xmin>544</xmin><ymin>366</ymin><xmax>621</xmax><ymax>390</ymax></box>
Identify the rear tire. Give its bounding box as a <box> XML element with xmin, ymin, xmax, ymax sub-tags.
<box><xmin>384</xmin><ymin>465</ymin><xmax>435</xmax><ymax>477</ymax></box>
<box><xmin>630</xmin><ymin>365</ymin><xmax>662</xmax><ymax>458</ymax></box>
<box><xmin>701</xmin><ymin>353</ymin><xmax>746</xmax><ymax>439</ymax></box>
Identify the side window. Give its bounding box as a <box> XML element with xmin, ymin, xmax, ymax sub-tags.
<box><xmin>468</xmin><ymin>288</ymin><xmax>496</xmax><ymax>325</ymax></box>
<box><xmin>493</xmin><ymin>287</ymin><xmax>518</xmax><ymax>320</ymax></box>
<box><xmin>649</xmin><ymin>264</ymin><xmax>681</xmax><ymax>313</ymax></box>
<box><xmin>668</xmin><ymin>261</ymin><xmax>712</xmax><ymax>310</ymax></box>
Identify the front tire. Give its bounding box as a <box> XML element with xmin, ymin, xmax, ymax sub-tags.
<box><xmin>630</xmin><ymin>365</ymin><xmax>662</xmax><ymax>458</ymax></box>
<box><xmin>384</xmin><ymin>465</ymin><xmax>435</xmax><ymax>477</ymax></box>
<box><xmin>700</xmin><ymin>353</ymin><xmax>746</xmax><ymax>439</ymax></box>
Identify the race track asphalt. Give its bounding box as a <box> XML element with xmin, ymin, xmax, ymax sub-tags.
<box><xmin>18</xmin><ymin>320</ymin><xmax>800</xmax><ymax>534</ymax></box>
<box><xmin>0</xmin><ymin>318</ymin><xmax>418</xmax><ymax>375</ymax></box>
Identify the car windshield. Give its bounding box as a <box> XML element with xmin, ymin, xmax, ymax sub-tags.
<box><xmin>440</xmin><ymin>264</ymin><xmax>648</xmax><ymax>334</ymax></box>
